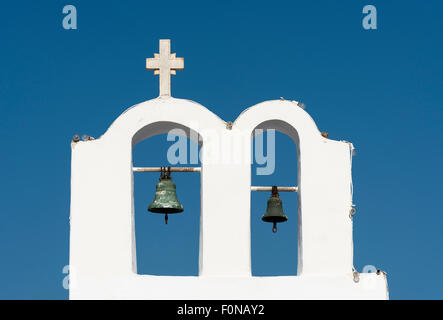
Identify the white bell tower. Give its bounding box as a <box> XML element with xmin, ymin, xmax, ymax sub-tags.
<box><xmin>69</xmin><ymin>39</ymin><xmax>389</xmax><ymax>299</ymax></box>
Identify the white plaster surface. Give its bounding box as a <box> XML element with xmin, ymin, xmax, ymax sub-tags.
<box><xmin>69</xmin><ymin>97</ymin><xmax>389</xmax><ymax>299</ymax></box>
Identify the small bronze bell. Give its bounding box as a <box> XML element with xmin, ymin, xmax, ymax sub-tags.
<box><xmin>148</xmin><ymin>167</ymin><xmax>184</xmax><ymax>224</ymax></box>
<box><xmin>262</xmin><ymin>186</ymin><xmax>288</xmax><ymax>233</ymax></box>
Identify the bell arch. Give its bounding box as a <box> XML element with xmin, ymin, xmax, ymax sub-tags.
<box><xmin>234</xmin><ymin>100</ymin><xmax>353</xmax><ymax>275</ymax></box>
<box><xmin>70</xmin><ymin>97</ymin><xmax>228</xmax><ymax>280</ymax></box>
<box><xmin>131</xmin><ymin>124</ymin><xmax>202</xmax><ymax>275</ymax></box>
<box><xmin>250</xmin><ymin>123</ymin><xmax>300</xmax><ymax>276</ymax></box>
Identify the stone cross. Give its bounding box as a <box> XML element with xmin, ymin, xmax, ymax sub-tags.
<box><xmin>146</xmin><ymin>39</ymin><xmax>184</xmax><ymax>97</ymax></box>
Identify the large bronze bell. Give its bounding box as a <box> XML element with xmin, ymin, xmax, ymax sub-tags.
<box><xmin>148</xmin><ymin>167</ymin><xmax>184</xmax><ymax>224</ymax></box>
<box><xmin>262</xmin><ymin>186</ymin><xmax>288</xmax><ymax>233</ymax></box>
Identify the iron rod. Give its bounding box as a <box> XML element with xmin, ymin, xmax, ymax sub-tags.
<box><xmin>133</xmin><ymin>167</ymin><xmax>201</xmax><ymax>172</ymax></box>
<box><xmin>133</xmin><ymin>169</ymin><xmax>296</xmax><ymax>191</ymax></box>
<box><xmin>251</xmin><ymin>186</ymin><xmax>298</xmax><ymax>192</ymax></box>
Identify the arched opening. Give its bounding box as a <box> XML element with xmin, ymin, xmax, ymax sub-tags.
<box><xmin>251</xmin><ymin>121</ymin><xmax>300</xmax><ymax>276</ymax></box>
<box><xmin>132</xmin><ymin>123</ymin><xmax>202</xmax><ymax>276</ymax></box>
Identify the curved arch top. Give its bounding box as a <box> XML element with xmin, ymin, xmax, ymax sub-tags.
<box><xmin>233</xmin><ymin>100</ymin><xmax>323</xmax><ymax>143</ymax></box>
<box><xmin>102</xmin><ymin>97</ymin><xmax>226</xmax><ymax>145</ymax></box>
<box><xmin>102</xmin><ymin>98</ymin><xmax>330</xmax><ymax>146</ymax></box>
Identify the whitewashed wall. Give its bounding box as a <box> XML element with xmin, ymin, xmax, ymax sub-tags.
<box><xmin>69</xmin><ymin>97</ymin><xmax>388</xmax><ymax>299</ymax></box>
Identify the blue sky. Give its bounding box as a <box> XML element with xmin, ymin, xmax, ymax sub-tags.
<box><xmin>0</xmin><ymin>0</ymin><xmax>442</xmax><ymax>299</ymax></box>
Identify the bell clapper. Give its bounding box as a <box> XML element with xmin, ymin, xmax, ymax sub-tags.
<box><xmin>165</xmin><ymin>214</ymin><xmax>168</xmax><ymax>225</ymax></box>
<box><xmin>272</xmin><ymin>222</ymin><xmax>278</xmax><ymax>233</ymax></box>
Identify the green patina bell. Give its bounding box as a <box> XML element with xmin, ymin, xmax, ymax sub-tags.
<box><xmin>148</xmin><ymin>167</ymin><xmax>184</xmax><ymax>224</ymax></box>
<box><xmin>262</xmin><ymin>186</ymin><xmax>288</xmax><ymax>233</ymax></box>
